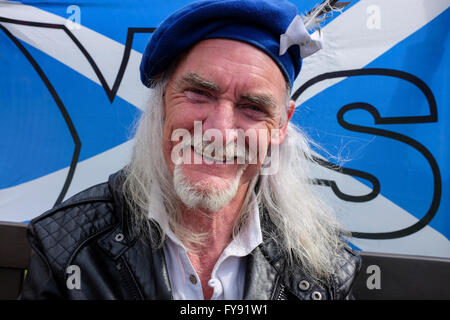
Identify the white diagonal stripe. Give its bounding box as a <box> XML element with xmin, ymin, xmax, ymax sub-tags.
<box><xmin>0</xmin><ymin>2</ymin><xmax>150</xmax><ymax>110</ymax></box>
<box><xmin>0</xmin><ymin>140</ymin><xmax>133</xmax><ymax>222</ymax></box>
<box><xmin>294</xmin><ymin>0</ymin><xmax>449</xmax><ymax>105</ymax></box>
<box><xmin>309</xmin><ymin>154</ymin><xmax>450</xmax><ymax>258</ymax></box>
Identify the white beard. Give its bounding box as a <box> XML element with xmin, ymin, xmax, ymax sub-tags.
<box><xmin>173</xmin><ymin>165</ymin><xmax>246</xmax><ymax>212</ymax></box>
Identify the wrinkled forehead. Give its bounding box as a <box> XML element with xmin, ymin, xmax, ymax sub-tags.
<box><xmin>170</xmin><ymin>39</ymin><xmax>289</xmax><ymax>98</ymax></box>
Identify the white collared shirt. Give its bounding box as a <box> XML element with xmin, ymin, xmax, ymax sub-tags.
<box><xmin>147</xmin><ymin>195</ymin><xmax>263</xmax><ymax>300</ymax></box>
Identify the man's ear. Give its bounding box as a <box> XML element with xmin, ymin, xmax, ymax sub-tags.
<box><xmin>270</xmin><ymin>100</ymin><xmax>295</xmax><ymax>146</ymax></box>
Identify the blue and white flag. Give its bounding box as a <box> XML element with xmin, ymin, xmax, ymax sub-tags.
<box><xmin>0</xmin><ymin>0</ymin><xmax>449</xmax><ymax>258</ymax></box>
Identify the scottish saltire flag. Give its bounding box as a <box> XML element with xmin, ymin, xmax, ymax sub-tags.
<box><xmin>1</xmin><ymin>0</ymin><xmax>449</xmax><ymax>258</ymax></box>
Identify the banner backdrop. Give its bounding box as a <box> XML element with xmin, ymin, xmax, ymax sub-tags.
<box><xmin>1</xmin><ymin>0</ymin><xmax>449</xmax><ymax>258</ymax></box>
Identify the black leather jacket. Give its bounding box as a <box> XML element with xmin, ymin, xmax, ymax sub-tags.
<box><xmin>20</xmin><ymin>170</ymin><xmax>361</xmax><ymax>300</ymax></box>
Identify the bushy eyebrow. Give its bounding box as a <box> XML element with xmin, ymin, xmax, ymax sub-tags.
<box><xmin>240</xmin><ymin>93</ymin><xmax>278</xmax><ymax>110</ymax></box>
<box><xmin>175</xmin><ymin>72</ymin><xmax>221</xmax><ymax>93</ymax></box>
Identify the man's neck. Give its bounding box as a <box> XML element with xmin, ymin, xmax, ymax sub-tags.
<box><xmin>181</xmin><ymin>181</ymin><xmax>250</xmax><ymax>299</ymax></box>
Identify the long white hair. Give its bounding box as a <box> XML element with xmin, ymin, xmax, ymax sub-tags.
<box><xmin>122</xmin><ymin>69</ymin><xmax>349</xmax><ymax>283</ymax></box>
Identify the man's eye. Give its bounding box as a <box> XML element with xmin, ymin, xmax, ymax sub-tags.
<box><xmin>247</xmin><ymin>105</ymin><xmax>262</xmax><ymax>112</ymax></box>
<box><xmin>240</xmin><ymin>104</ymin><xmax>263</xmax><ymax>113</ymax></box>
<box><xmin>186</xmin><ymin>88</ymin><xmax>209</xmax><ymax>99</ymax></box>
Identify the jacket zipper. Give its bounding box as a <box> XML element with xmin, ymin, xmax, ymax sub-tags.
<box><xmin>116</xmin><ymin>257</ymin><xmax>142</xmax><ymax>300</ymax></box>
<box><xmin>277</xmin><ymin>283</ymin><xmax>286</xmax><ymax>300</ymax></box>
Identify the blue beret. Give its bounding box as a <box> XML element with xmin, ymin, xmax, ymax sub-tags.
<box><xmin>140</xmin><ymin>0</ymin><xmax>303</xmax><ymax>88</ymax></box>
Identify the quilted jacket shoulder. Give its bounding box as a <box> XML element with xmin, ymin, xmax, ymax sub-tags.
<box><xmin>27</xmin><ymin>182</ymin><xmax>117</xmax><ymax>274</ymax></box>
<box><xmin>332</xmin><ymin>245</ymin><xmax>362</xmax><ymax>299</ymax></box>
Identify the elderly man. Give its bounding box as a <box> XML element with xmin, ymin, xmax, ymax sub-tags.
<box><xmin>21</xmin><ymin>0</ymin><xmax>360</xmax><ymax>300</ymax></box>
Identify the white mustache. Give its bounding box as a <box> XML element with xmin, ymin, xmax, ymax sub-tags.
<box><xmin>189</xmin><ymin>138</ymin><xmax>253</xmax><ymax>163</ymax></box>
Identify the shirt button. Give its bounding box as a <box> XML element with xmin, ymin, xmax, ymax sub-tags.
<box><xmin>189</xmin><ymin>274</ymin><xmax>197</xmax><ymax>284</ymax></box>
<box><xmin>208</xmin><ymin>278</ymin><xmax>223</xmax><ymax>297</ymax></box>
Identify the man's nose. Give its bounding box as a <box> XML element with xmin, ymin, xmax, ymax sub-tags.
<box><xmin>202</xmin><ymin>100</ymin><xmax>239</xmax><ymax>143</ymax></box>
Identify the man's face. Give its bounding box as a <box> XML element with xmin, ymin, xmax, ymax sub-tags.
<box><xmin>162</xmin><ymin>39</ymin><xmax>292</xmax><ymax>210</ymax></box>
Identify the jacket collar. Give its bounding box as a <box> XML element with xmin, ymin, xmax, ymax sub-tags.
<box><xmin>107</xmin><ymin>169</ymin><xmax>136</xmax><ymax>243</ymax></box>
